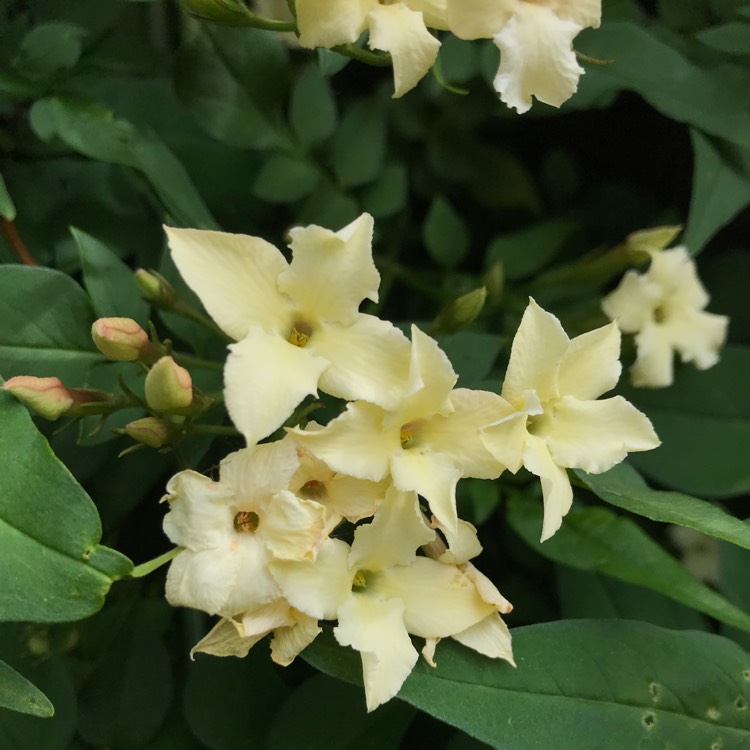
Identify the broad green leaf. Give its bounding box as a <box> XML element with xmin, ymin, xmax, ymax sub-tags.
<box><xmin>174</xmin><ymin>21</ymin><xmax>292</xmax><ymax>151</ymax></box>
<box><xmin>298</xmin><ymin>180</ymin><xmax>360</xmax><ymax>229</ymax></box>
<box><xmin>436</xmin><ymin>331</ymin><xmax>506</xmax><ymax>387</ymax></box>
<box><xmin>267</xmin><ymin>674</ymin><xmax>414</xmax><ymax>750</ymax></box>
<box><xmin>578</xmin><ymin>21</ymin><xmax>750</xmax><ymax>153</ymax></box>
<box><xmin>361</xmin><ymin>163</ymin><xmax>408</xmax><ymax>219</ymax></box>
<box><xmin>719</xmin><ymin>536</ymin><xmax>750</xmax><ymax>651</ymax></box>
<box><xmin>331</xmin><ymin>96</ymin><xmax>387</xmax><ymax>188</ymax></box>
<box><xmin>184</xmin><ymin>648</ymin><xmax>288</xmax><ymax>750</ymax></box>
<box><xmin>290</xmin><ymin>64</ymin><xmax>337</xmax><ymax>148</ymax></box>
<box><xmin>575</xmin><ymin>462</ymin><xmax>750</xmax><ymax>551</ymax></box>
<box><xmin>684</xmin><ymin>130</ymin><xmax>750</xmax><ymax>252</ymax></box>
<box><xmin>0</xmin><ymin>266</ymin><xmax>102</xmax><ymax>384</ymax></box>
<box><xmin>253</xmin><ymin>154</ymin><xmax>320</xmax><ymax>204</ymax></box>
<box><xmin>0</xmin><ymin>171</ymin><xmax>16</xmax><ymax>221</ymax></box>
<box><xmin>438</xmin><ymin>36</ymin><xmax>481</xmax><ymax>85</ymax></box>
<box><xmin>305</xmin><ymin>621</ymin><xmax>750</xmax><ymax>750</ymax></box>
<box><xmin>0</xmin><ymin>661</ymin><xmax>53</xmax><ymax>718</ymax></box>
<box><xmin>0</xmin><ymin>385</ymin><xmax>132</xmax><ymax>622</ymax></box>
<box><xmin>29</xmin><ymin>97</ymin><xmax>216</xmax><ymax>229</ymax></box>
<box><xmin>625</xmin><ymin>346</ymin><xmax>750</xmax><ymax>497</ymax></box>
<box><xmin>697</xmin><ymin>21</ymin><xmax>750</xmax><ymax>54</ymax></box>
<box><xmin>423</xmin><ymin>196</ymin><xmax>470</xmax><ymax>269</ymax></box>
<box><xmin>73</xmin><ymin>228</ymin><xmax>149</xmax><ymax>325</ymax></box>
<box><xmin>507</xmin><ymin>494</ymin><xmax>750</xmax><ymax>632</ymax></box>
<box><xmin>13</xmin><ymin>22</ymin><xmax>86</xmax><ymax>78</ymax></box>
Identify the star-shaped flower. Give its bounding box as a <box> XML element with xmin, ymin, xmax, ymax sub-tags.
<box><xmin>165</xmin><ymin>213</ymin><xmax>411</xmax><ymax>444</ymax></box>
<box><xmin>601</xmin><ymin>246</ymin><xmax>729</xmax><ymax>388</ymax></box>
<box><xmin>481</xmin><ymin>299</ymin><xmax>659</xmax><ymax>541</ymax></box>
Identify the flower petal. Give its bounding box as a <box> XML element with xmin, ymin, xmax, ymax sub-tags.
<box><xmin>445</xmin><ymin>0</ymin><xmax>511</xmax><ymax>39</ymax></box>
<box><xmin>240</xmin><ymin>599</ymin><xmax>295</xmax><ymax>637</ymax></box>
<box><xmin>190</xmin><ymin>618</ymin><xmax>261</xmax><ymax>658</ymax></box>
<box><xmin>326</xmin><ymin>474</ymin><xmax>387</xmax><ymax>522</ymax></box>
<box><xmin>662</xmin><ymin>308</ymin><xmax>728</xmax><ymax>370</ymax></box>
<box><xmin>350</xmin><ymin>487</ymin><xmax>434</xmax><ymax>571</ymax></box>
<box><xmin>538</xmin><ymin>395</ymin><xmax>660</xmax><ymax>474</ymax></box>
<box><xmin>502</xmin><ymin>299</ymin><xmax>569</xmax><ymax>405</ymax></box>
<box><xmin>289</xmin><ymin>402</ymin><xmax>396</xmax><ymax>482</ymax></box>
<box><xmin>522</xmin><ymin>434</ymin><xmax>573</xmax><ymax>542</ymax></box>
<box><xmin>262</xmin><ymin>490</ymin><xmax>328</xmax><ymax>561</ymax></box>
<box><xmin>452</xmin><ymin>613</ymin><xmax>515</xmax><ymax>664</ymax></box>
<box><xmin>631</xmin><ymin>322</ymin><xmax>675</xmax><ymax>387</ymax></box>
<box><xmin>601</xmin><ymin>270</ymin><xmax>660</xmax><ymax>333</ymax></box>
<box><xmin>224</xmin><ymin>328</ymin><xmax>328</xmax><ymax>444</ymax></box>
<box><xmin>419</xmin><ymin>388</ymin><xmax>513</xmax><ymax>478</ymax></box>
<box><xmin>270</xmin><ymin>538</ymin><xmax>352</xmax><ymax>620</ymax></box>
<box><xmin>390</xmin><ymin>449</ymin><xmax>462</xmax><ymax>533</ymax></box>
<box><xmin>334</xmin><ymin>594</ymin><xmax>418</xmax><ymax>712</ymax></box>
<box><xmin>557</xmin><ymin>322</ymin><xmax>622</xmax><ymax>400</ymax></box>
<box><xmin>165</xmin><ymin>227</ymin><xmax>290</xmax><ymax>340</ymax></box>
<box><xmin>279</xmin><ymin>213</ymin><xmax>379</xmax><ymax>325</ymax></box>
<box><xmin>313</xmin><ymin>314</ymin><xmax>411</xmax><ymax>409</ymax></box>
<box><xmin>428</xmin><ymin>517</ymin><xmax>483</xmax><ymax>565</ymax></box>
<box><xmin>480</xmin><ymin>410</ymin><xmax>530</xmax><ymax>473</ymax></box>
<box><xmin>493</xmin><ymin>5</ymin><xmax>585</xmax><ymax>114</ymax></box>
<box><xmin>271</xmin><ymin>612</ymin><xmax>322</xmax><ymax>666</ymax></box>
<box><xmin>368</xmin><ymin>4</ymin><xmax>441</xmax><ymax>98</ymax></box>
<box><xmin>295</xmin><ymin>0</ymin><xmax>375</xmax><ymax>48</ymax></box>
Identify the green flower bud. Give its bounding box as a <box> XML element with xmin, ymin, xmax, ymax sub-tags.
<box><xmin>145</xmin><ymin>356</ymin><xmax>193</xmax><ymax>413</ymax></box>
<box><xmin>432</xmin><ymin>287</ymin><xmax>487</xmax><ymax>334</ymax></box>
<box><xmin>135</xmin><ymin>269</ymin><xmax>178</xmax><ymax>309</ymax></box>
<box><xmin>124</xmin><ymin>417</ymin><xmax>172</xmax><ymax>448</ymax></box>
<box><xmin>626</xmin><ymin>225</ymin><xmax>682</xmax><ymax>257</ymax></box>
<box><xmin>91</xmin><ymin>317</ymin><xmax>151</xmax><ymax>361</ymax></box>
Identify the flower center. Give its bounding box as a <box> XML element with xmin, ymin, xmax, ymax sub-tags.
<box><xmin>299</xmin><ymin>479</ymin><xmax>327</xmax><ymax>500</ymax></box>
<box><xmin>288</xmin><ymin>320</ymin><xmax>313</xmax><ymax>347</ymax></box>
<box><xmin>653</xmin><ymin>305</ymin><xmax>667</xmax><ymax>324</ymax></box>
<box><xmin>400</xmin><ymin>422</ymin><xmax>418</xmax><ymax>448</ymax></box>
<box><xmin>233</xmin><ymin>510</ymin><xmax>260</xmax><ymax>533</ymax></box>
<box><xmin>352</xmin><ymin>570</ymin><xmax>371</xmax><ymax>590</ymax></box>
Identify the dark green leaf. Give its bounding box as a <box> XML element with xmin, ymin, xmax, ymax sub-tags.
<box><xmin>73</xmin><ymin>227</ymin><xmax>149</xmax><ymax>325</ymax></box>
<box><xmin>684</xmin><ymin>130</ymin><xmax>750</xmax><ymax>252</ymax></box>
<box><xmin>719</xmin><ymin>536</ymin><xmax>750</xmax><ymax>651</ymax></box>
<box><xmin>305</xmin><ymin>621</ymin><xmax>750</xmax><ymax>750</ymax></box>
<box><xmin>0</xmin><ymin>385</ymin><xmax>132</xmax><ymax>622</ymax></box>
<box><xmin>253</xmin><ymin>154</ymin><xmax>320</xmax><ymax>204</ymax></box>
<box><xmin>361</xmin><ymin>163</ymin><xmax>408</xmax><ymax>219</ymax></box>
<box><xmin>29</xmin><ymin>98</ymin><xmax>216</xmax><ymax>229</ymax></box>
<box><xmin>0</xmin><ymin>661</ymin><xmax>53</xmax><ymax>718</ymax></box>
<box><xmin>267</xmin><ymin>674</ymin><xmax>414</xmax><ymax>750</ymax></box>
<box><xmin>435</xmin><ymin>331</ymin><xmax>506</xmax><ymax>387</ymax></box>
<box><xmin>0</xmin><ymin>266</ymin><xmax>102</xmax><ymax>384</ymax></box>
<box><xmin>625</xmin><ymin>346</ymin><xmax>750</xmax><ymax>497</ymax></box>
<box><xmin>13</xmin><ymin>22</ymin><xmax>86</xmax><ymax>78</ymax></box>
<box><xmin>575</xmin><ymin>462</ymin><xmax>750</xmax><ymax>551</ymax></box>
<box><xmin>423</xmin><ymin>196</ymin><xmax>470</xmax><ymax>269</ymax></box>
<box><xmin>697</xmin><ymin>22</ymin><xmax>750</xmax><ymax>54</ymax></box>
<box><xmin>331</xmin><ymin>96</ymin><xmax>387</xmax><ymax>188</ymax></box>
<box><xmin>0</xmin><ymin>172</ymin><xmax>16</xmax><ymax>221</ymax></box>
<box><xmin>507</xmin><ymin>493</ymin><xmax>750</xmax><ymax>632</ymax></box>
<box><xmin>290</xmin><ymin>64</ymin><xmax>337</xmax><ymax>148</ymax></box>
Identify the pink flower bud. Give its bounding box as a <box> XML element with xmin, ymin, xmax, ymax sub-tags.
<box><xmin>145</xmin><ymin>356</ymin><xmax>193</xmax><ymax>413</ymax></box>
<box><xmin>91</xmin><ymin>318</ymin><xmax>150</xmax><ymax>361</ymax></box>
<box><xmin>3</xmin><ymin>376</ymin><xmax>75</xmax><ymax>420</ymax></box>
<box><xmin>124</xmin><ymin>417</ymin><xmax>171</xmax><ymax>448</ymax></box>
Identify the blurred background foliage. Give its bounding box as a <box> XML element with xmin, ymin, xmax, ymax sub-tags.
<box><xmin>0</xmin><ymin>0</ymin><xmax>749</xmax><ymax>747</ymax></box>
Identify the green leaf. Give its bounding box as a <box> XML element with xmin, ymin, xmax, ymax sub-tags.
<box><xmin>423</xmin><ymin>196</ymin><xmax>470</xmax><ymax>269</ymax></box>
<box><xmin>174</xmin><ymin>22</ymin><xmax>292</xmax><ymax>151</ymax></box>
<box><xmin>0</xmin><ymin>384</ymin><xmax>132</xmax><ymax>622</ymax></box>
<box><xmin>361</xmin><ymin>163</ymin><xmax>408</xmax><ymax>219</ymax></box>
<box><xmin>73</xmin><ymin>228</ymin><xmax>149</xmax><ymax>325</ymax></box>
<box><xmin>184</xmin><ymin>648</ymin><xmax>289</xmax><ymax>750</ymax></box>
<box><xmin>0</xmin><ymin>171</ymin><xmax>16</xmax><ymax>221</ymax></box>
<box><xmin>507</xmin><ymin>494</ymin><xmax>750</xmax><ymax>632</ymax></box>
<box><xmin>305</xmin><ymin>621</ymin><xmax>750</xmax><ymax>750</ymax></box>
<box><xmin>684</xmin><ymin>130</ymin><xmax>750</xmax><ymax>252</ymax></box>
<box><xmin>697</xmin><ymin>21</ymin><xmax>750</xmax><ymax>54</ymax></box>
<box><xmin>290</xmin><ymin>64</ymin><xmax>337</xmax><ymax>148</ymax></box>
<box><xmin>253</xmin><ymin>154</ymin><xmax>320</xmax><ymax>204</ymax></box>
<box><xmin>625</xmin><ymin>346</ymin><xmax>750</xmax><ymax>497</ymax></box>
<box><xmin>575</xmin><ymin>462</ymin><xmax>750</xmax><ymax>551</ymax></box>
<box><xmin>719</xmin><ymin>536</ymin><xmax>750</xmax><ymax>651</ymax></box>
<box><xmin>435</xmin><ymin>331</ymin><xmax>506</xmax><ymax>387</ymax></box>
<box><xmin>0</xmin><ymin>661</ymin><xmax>53</xmax><ymax>718</ymax></box>
<box><xmin>29</xmin><ymin>97</ymin><xmax>216</xmax><ymax>229</ymax></box>
<box><xmin>13</xmin><ymin>22</ymin><xmax>86</xmax><ymax>78</ymax></box>
<box><xmin>0</xmin><ymin>266</ymin><xmax>102</xmax><ymax>384</ymax></box>
<box><xmin>267</xmin><ymin>674</ymin><xmax>414</xmax><ymax>750</ymax></box>
<box><xmin>331</xmin><ymin>96</ymin><xmax>387</xmax><ymax>189</ymax></box>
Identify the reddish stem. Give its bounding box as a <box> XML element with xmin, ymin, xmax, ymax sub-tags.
<box><xmin>2</xmin><ymin>219</ymin><xmax>38</xmax><ymax>266</ymax></box>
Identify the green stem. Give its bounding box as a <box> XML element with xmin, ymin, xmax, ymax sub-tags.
<box><xmin>332</xmin><ymin>43</ymin><xmax>392</xmax><ymax>67</ymax></box>
<box><xmin>190</xmin><ymin>423</ymin><xmax>241</xmax><ymax>436</ymax></box>
<box><xmin>172</xmin><ymin>352</ymin><xmax>224</xmax><ymax>371</ymax></box>
<box><xmin>172</xmin><ymin>301</ymin><xmax>233</xmax><ymax>344</ymax></box>
<box><xmin>378</xmin><ymin>257</ymin><xmax>444</xmax><ymax>301</ymax></box>
<box><xmin>130</xmin><ymin>547</ymin><xmax>181</xmax><ymax>578</ymax></box>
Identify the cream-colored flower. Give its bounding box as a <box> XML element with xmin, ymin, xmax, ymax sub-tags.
<box><xmin>162</xmin><ymin>439</ymin><xmax>328</xmax><ymax>617</ymax></box>
<box><xmin>165</xmin><ymin>214</ymin><xmax>411</xmax><ymax>444</ymax></box>
<box><xmin>446</xmin><ymin>0</ymin><xmax>600</xmax><ymax>113</ymax></box>
<box><xmin>601</xmin><ymin>246</ymin><xmax>729</xmax><ymax>388</ymax></box>
<box><xmin>289</xmin><ymin>325</ymin><xmax>513</xmax><ymax>533</ymax></box>
<box><xmin>481</xmin><ymin>299</ymin><xmax>659</xmax><ymax>542</ymax></box>
<box><xmin>270</xmin><ymin>488</ymin><xmax>514</xmax><ymax>711</ymax></box>
<box><xmin>295</xmin><ymin>0</ymin><xmax>444</xmax><ymax>97</ymax></box>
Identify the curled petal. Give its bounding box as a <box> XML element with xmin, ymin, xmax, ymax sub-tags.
<box><xmin>224</xmin><ymin>328</ymin><xmax>328</xmax><ymax>444</ymax></box>
<box><xmin>557</xmin><ymin>322</ymin><xmax>622</xmax><ymax>401</ymax></box>
<box><xmin>271</xmin><ymin>612</ymin><xmax>322</xmax><ymax>666</ymax></box>
<box><xmin>368</xmin><ymin>3</ymin><xmax>441</xmax><ymax>98</ymax></box>
<box><xmin>481</xmin><ymin>410</ymin><xmax>530</xmax><ymax>474</ymax></box>
<box><xmin>262</xmin><ymin>490</ymin><xmax>328</xmax><ymax>561</ymax></box>
<box><xmin>493</xmin><ymin>5</ymin><xmax>585</xmax><ymax>114</ymax></box>
<box><xmin>452</xmin><ymin>612</ymin><xmax>515</xmax><ymax>665</ymax></box>
<box><xmin>190</xmin><ymin>618</ymin><xmax>260</xmax><ymax>659</ymax></box>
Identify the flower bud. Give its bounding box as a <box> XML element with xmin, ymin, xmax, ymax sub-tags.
<box><xmin>482</xmin><ymin>262</ymin><xmax>504</xmax><ymax>305</ymax></box>
<box><xmin>91</xmin><ymin>317</ymin><xmax>150</xmax><ymax>361</ymax></box>
<box><xmin>432</xmin><ymin>287</ymin><xmax>487</xmax><ymax>334</ymax></box>
<box><xmin>2</xmin><ymin>376</ymin><xmax>108</xmax><ymax>420</ymax></box>
<box><xmin>124</xmin><ymin>417</ymin><xmax>172</xmax><ymax>448</ymax></box>
<box><xmin>145</xmin><ymin>356</ymin><xmax>193</xmax><ymax>413</ymax></box>
<box><xmin>626</xmin><ymin>225</ymin><xmax>682</xmax><ymax>257</ymax></box>
<box><xmin>135</xmin><ymin>269</ymin><xmax>177</xmax><ymax>309</ymax></box>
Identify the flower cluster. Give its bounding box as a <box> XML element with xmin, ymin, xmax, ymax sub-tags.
<box><xmin>293</xmin><ymin>0</ymin><xmax>600</xmax><ymax>112</ymax></box>
<box><xmin>161</xmin><ymin>212</ymin><xmax>658</xmax><ymax>710</ymax></box>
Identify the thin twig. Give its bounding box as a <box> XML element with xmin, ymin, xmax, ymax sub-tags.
<box><xmin>2</xmin><ymin>219</ymin><xmax>38</xmax><ymax>266</ymax></box>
